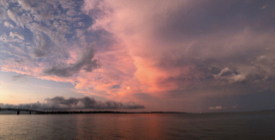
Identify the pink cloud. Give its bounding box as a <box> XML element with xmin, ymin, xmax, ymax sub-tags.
<box><xmin>80</xmin><ymin>0</ymin><xmax>202</xmax><ymax>97</ymax></box>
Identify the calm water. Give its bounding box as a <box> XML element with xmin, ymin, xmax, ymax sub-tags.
<box><xmin>1</xmin><ymin>112</ymin><xmax>275</xmax><ymax>140</ymax></box>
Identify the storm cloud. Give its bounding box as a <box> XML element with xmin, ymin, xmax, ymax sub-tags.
<box><xmin>84</xmin><ymin>0</ymin><xmax>275</xmax><ymax>93</ymax></box>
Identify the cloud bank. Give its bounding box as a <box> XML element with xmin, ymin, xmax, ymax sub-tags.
<box><xmin>0</xmin><ymin>96</ymin><xmax>145</xmax><ymax>110</ymax></box>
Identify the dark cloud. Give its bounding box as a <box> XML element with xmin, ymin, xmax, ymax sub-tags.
<box><xmin>0</xmin><ymin>96</ymin><xmax>145</xmax><ymax>110</ymax></box>
<box><xmin>33</xmin><ymin>49</ymin><xmax>46</xmax><ymax>57</ymax></box>
<box><xmin>44</xmin><ymin>49</ymin><xmax>100</xmax><ymax>77</ymax></box>
<box><xmin>111</xmin><ymin>85</ymin><xmax>120</xmax><ymax>89</ymax></box>
<box><xmin>33</xmin><ymin>34</ymin><xmax>51</xmax><ymax>57</ymax></box>
<box><xmin>146</xmin><ymin>0</ymin><xmax>275</xmax><ymax>97</ymax></box>
<box><xmin>156</xmin><ymin>0</ymin><xmax>275</xmax><ymax>41</ymax></box>
<box><xmin>12</xmin><ymin>74</ymin><xmax>27</xmax><ymax>81</ymax></box>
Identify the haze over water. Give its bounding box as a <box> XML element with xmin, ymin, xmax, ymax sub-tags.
<box><xmin>1</xmin><ymin>112</ymin><xmax>275</xmax><ymax>140</ymax></box>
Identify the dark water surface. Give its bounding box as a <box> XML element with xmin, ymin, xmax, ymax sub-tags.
<box><xmin>1</xmin><ymin>112</ymin><xmax>275</xmax><ymax>140</ymax></box>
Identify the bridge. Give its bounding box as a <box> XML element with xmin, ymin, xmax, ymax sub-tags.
<box><xmin>0</xmin><ymin>107</ymin><xmax>45</xmax><ymax>115</ymax></box>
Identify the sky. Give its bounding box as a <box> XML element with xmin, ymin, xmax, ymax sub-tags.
<box><xmin>0</xmin><ymin>0</ymin><xmax>275</xmax><ymax>112</ymax></box>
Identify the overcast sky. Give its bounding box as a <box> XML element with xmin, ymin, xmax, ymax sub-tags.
<box><xmin>1</xmin><ymin>0</ymin><xmax>275</xmax><ymax>112</ymax></box>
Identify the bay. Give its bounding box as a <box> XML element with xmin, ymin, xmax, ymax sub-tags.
<box><xmin>1</xmin><ymin>112</ymin><xmax>275</xmax><ymax>140</ymax></box>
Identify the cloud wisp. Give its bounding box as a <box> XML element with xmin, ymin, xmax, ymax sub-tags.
<box><xmin>0</xmin><ymin>96</ymin><xmax>145</xmax><ymax>110</ymax></box>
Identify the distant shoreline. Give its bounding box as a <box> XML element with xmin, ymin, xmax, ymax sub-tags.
<box><xmin>1</xmin><ymin>109</ymin><xmax>275</xmax><ymax>115</ymax></box>
<box><xmin>0</xmin><ymin>110</ymin><xmax>186</xmax><ymax>115</ymax></box>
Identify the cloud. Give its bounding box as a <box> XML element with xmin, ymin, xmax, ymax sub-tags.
<box><xmin>82</xmin><ymin>0</ymin><xmax>275</xmax><ymax>96</ymax></box>
<box><xmin>209</xmin><ymin>106</ymin><xmax>222</xmax><ymax>110</ymax></box>
<box><xmin>33</xmin><ymin>34</ymin><xmax>48</xmax><ymax>57</ymax></box>
<box><xmin>0</xmin><ymin>0</ymin><xmax>8</xmax><ymax>6</ymax></box>
<box><xmin>12</xmin><ymin>74</ymin><xmax>27</xmax><ymax>81</ymax></box>
<box><xmin>1</xmin><ymin>0</ymin><xmax>275</xmax><ymax>112</ymax></box>
<box><xmin>0</xmin><ymin>10</ymin><xmax>7</xmax><ymax>21</ymax></box>
<box><xmin>214</xmin><ymin>68</ymin><xmax>246</xmax><ymax>83</ymax></box>
<box><xmin>1</xmin><ymin>0</ymin><xmax>98</xmax><ymax>79</ymax></box>
<box><xmin>9</xmin><ymin>32</ymin><xmax>24</xmax><ymax>40</ymax></box>
<box><xmin>4</xmin><ymin>21</ymin><xmax>14</xmax><ymax>28</ymax></box>
<box><xmin>18</xmin><ymin>0</ymin><xmax>37</xmax><ymax>13</ymax></box>
<box><xmin>0</xmin><ymin>96</ymin><xmax>145</xmax><ymax>110</ymax></box>
<box><xmin>7</xmin><ymin>9</ymin><xmax>24</xmax><ymax>28</ymax></box>
<box><xmin>44</xmin><ymin>49</ymin><xmax>100</xmax><ymax>77</ymax></box>
<box><xmin>6</xmin><ymin>10</ymin><xmax>16</xmax><ymax>21</ymax></box>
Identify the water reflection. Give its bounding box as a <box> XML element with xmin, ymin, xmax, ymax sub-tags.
<box><xmin>75</xmin><ymin>114</ymin><xmax>165</xmax><ymax>139</ymax></box>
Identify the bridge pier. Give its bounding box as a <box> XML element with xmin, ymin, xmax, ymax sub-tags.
<box><xmin>0</xmin><ymin>108</ymin><xmax>42</xmax><ymax>115</ymax></box>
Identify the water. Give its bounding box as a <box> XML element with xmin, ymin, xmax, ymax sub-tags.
<box><xmin>1</xmin><ymin>112</ymin><xmax>275</xmax><ymax>140</ymax></box>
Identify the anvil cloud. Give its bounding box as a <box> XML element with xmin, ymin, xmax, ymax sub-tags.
<box><xmin>1</xmin><ymin>0</ymin><xmax>275</xmax><ymax>112</ymax></box>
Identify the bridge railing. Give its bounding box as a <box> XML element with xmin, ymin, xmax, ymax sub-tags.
<box><xmin>0</xmin><ymin>107</ymin><xmax>45</xmax><ymax>115</ymax></box>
